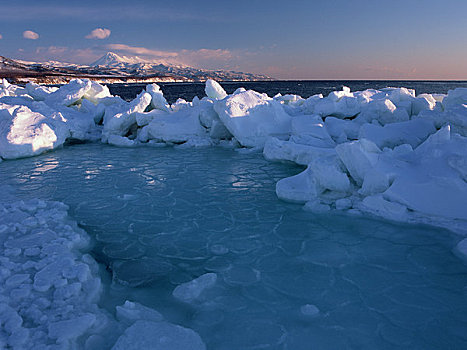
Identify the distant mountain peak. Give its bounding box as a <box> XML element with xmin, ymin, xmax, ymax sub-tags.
<box><xmin>92</xmin><ymin>52</ymin><xmax>137</xmax><ymax>66</ymax></box>
<box><xmin>91</xmin><ymin>52</ymin><xmax>184</xmax><ymax>69</ymax></box>
<box><xmin>1</xmin><ymin>53</ymin><xmax>271</xmax><ymax>83</ymax></box>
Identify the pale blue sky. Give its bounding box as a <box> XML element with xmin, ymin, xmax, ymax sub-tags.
<box><xmin>0</xmin><ymin>0</ymin><xmax>466</xmax><ymax>79</ymax></box>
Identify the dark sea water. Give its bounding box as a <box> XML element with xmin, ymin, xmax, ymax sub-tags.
<box><xmin>108</xmin><ymin>80</ymin><xmax>467</xmax><ymax>104</ymax></box>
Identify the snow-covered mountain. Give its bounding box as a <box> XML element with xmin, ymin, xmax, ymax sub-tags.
<box><xmin>91</xmin><ymin>52</ymin><xmax>161</xmax><ymax>67</ymax></box>
<box><xmin>90</xmin><ymin>52</ymin><xmax>270</xmax><ymax>81</ymax></box>
<box><xmin>0</xmin><ymin>52</ymin><xmax>270</xmax><ymax>84</ymax></box>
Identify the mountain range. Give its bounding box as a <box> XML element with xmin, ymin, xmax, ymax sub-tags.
<box><xmin>0</xmin><ymin>52</ymin><xmax>271</xmax><ymax>84</ymax></box>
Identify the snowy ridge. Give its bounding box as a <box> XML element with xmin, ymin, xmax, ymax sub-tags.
<box><xmin>1</xmin><ymin>77</ymin><xmax>466</xmax><ymax>236</ymax></box>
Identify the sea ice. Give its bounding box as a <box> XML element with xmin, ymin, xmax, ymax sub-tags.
<box><xmin>454</xmin><ymin>238</ymin><xmax>467</xmax><ymax>261</ymax></box>
<box><xmin>146</xmin><ymin>84</ymin><xmax>170</xmax><ymax>112</ymax></box>
<box><xmin>173</xmin><ymin>273</ymin><xmax>217</xmax><ymax>303</ymax></box>
<box><xmin>0</xmin><ymin>104</ymin><xmax>69</xmax><ymax>159</ymax></box>
<box><xmin>102</xmin><ymin>90</ymin><xmax>152</xmax><ymax>142</ymax></box>
<box><xmin>335</xmin><ymin>139</ymin><xmax>381</xmax><ymax>186</ymax></box>
<box><xmin>205</xmin><ymin>79</ymin><xmax>227</xmax><ymax>100</ymax></box>
<box><xmin>116</xmin><ymin>301</ymin><xmax>164</xmax><ymax>324</ymax></box>
<box><xmin>44</xmin><ymin>79</ymin><xmax>94</xmax><ymax>107</ymax></box>
<box><xmin>276</xmin><ymin>165</ymin><xmax>322</xmax><ymax>203</ymax></box>
<box><xmin>263</xmin><ymin>137</ymin><xmax>335</xmax><ymax>165</ymax></box>
<box><xmin>0</xmin><ymin>199</ymin><xmax>112</xmax><ymax>349</ymax></box>
<box><xmin>358</xmin><ymin>118</ymin><xmax>436</xmax><ymax>149</ymax></box>
<box><xmin>290</xmin><ymin>115</ymin><xmax>335</xmax><ymax>148</ymax></box>
<box><xmin>25</xmin><ymin>82</ymin><xmax>58</xmax><ymax>101</ymax></box>
<box><xmin>111</xmin><ymin>320</ymin><xmax>206</xmax><ymax>350</ymax></box>
<box><xmin>300</xmin><ymin>304</ymin><xmax>320</xmax><ymax>318</ymax></box>
<box><xmin>1</xmin><ymin>78</ymin><xmax>467</xmax><ymax>234</ymax></box>
<box><xmin>442</xmin><ymin>87</ymin><xmax>467</xmax><ymax>107</ymax></box>
<box><xmin>310</xmin><ymin>87</ymin><xmax>361</xmax><ymax>118</ymax></box>
<box><xmin>214</xmin><ymin>89</ymin><xmax>292</xmax><ymax>147</ymax></box>
<box><xmin>48</xmin><ymin>314</ymin><xmax>97</xmax><ymax>342</ymax></box>
<box><xmin>145</xmin><ymin>108</ymin><xmax>208</xmax><ymax>143</ymax></box>
<box><xmin>108</xmin><ymin>134</ymin><xmax>136</xmax><ymax>147</ymax></box>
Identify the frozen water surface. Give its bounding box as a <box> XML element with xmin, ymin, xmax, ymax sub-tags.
<box><xmin>2</xmin><ymin>144</ymin><xmax>467</xmax><ymax>349</ymax></box>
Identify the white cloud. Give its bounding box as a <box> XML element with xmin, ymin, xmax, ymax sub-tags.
<box><xmin>100</xmin><ymin>44</ymin><xmax>236</xmax><ymax>66</ymax></box>
<box><xmin>181</xmin><ymin>48</ymin><xmax>233</xmax><ymax>60</ymax></box>
<box><xmin>36</xmin><ymin>46</ymin><xmax>68</xmax><ymax>55</ymax></box>
<box><xmin>178</xmin><ymin>48</ymin><xmax>234</xmax><ymax>66</ymax></box>
<box><xmin>23</xmin><ymin>30</ymin><xmax>39</xmax><ymax>40</ymax></box>
<box><xmin>85</xmin><ymin>28</ymin><xmax>111</xmax><ymax>40</ymax></box>
<box><xmin>176</xmin><ymin>48</ymin><xmax>246</xmax><ymax>70</ymax></box>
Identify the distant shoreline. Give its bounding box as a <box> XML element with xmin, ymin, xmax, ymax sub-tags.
<box><xmin>1</xmin><ymin>72</ymin><xmax>465</xmax><ymax>86</ymax></box>
<box><xmin>0</xmin><ymin>72</ymin><xmax>273</xmax><ymax>85</ymax></box>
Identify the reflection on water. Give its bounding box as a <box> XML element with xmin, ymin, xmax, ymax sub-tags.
<box><xmin>2</xmin><ymin>144</ymin><xmax>467</xmax><ymax>350</ymax></box>
<box><xmin>33</xmin><ymin>157</ymin><xmax>59</xmax><ymax>173</ymax></box>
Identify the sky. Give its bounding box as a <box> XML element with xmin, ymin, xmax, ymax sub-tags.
<box><xmin>0</xmin><ymin>0</ymin><xmax>466</xmax><ymax>80</ymax></box>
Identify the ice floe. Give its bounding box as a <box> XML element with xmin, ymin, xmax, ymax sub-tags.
<box><xmin>111</xmin><ymin>320</ymin><xmax>206</xmax><ymax>350</ymax></box>
<box><xmin>172</xmin><ymin>273</ymin><xmax>217</xmax><ymax>303</ymax></box>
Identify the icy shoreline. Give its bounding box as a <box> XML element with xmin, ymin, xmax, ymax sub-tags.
<box><xmin>1</xmin><ymin>77</ymin><xmax>466</xmax><ymax>236</ymax></box>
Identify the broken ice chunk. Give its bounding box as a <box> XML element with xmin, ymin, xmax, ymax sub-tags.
<box><xmin>111</xmin><ymin>320</ymin><xmax>206</xmax><ymax>350</ymax></box>
<box><xmin>116</xmin><ymin>301</ymin><xmax>164</xmax><ymax>324</ymax></box>
<box><xmin>335</xmin><ymin>139</ymin><xmax>381</xmax><ymax>186</ymax></box>
<box><xmin>300</xmin><ymin>304</ymin><xmax>320</xmax><ymax>318</ymax></box>
<box><xmin>48</xmin><ymin>313</ymin><xmax>96</xmax><ymax>341</ymax></box>
<box><xmin>454</xmin><ymin>238</ymin><xmax>467</xmax><ymax>262</ymax></box>
<box><xmin>205</xmin><ymin>79</ymin><xmax>227</xmax><ymax>100</ymax></box>
<box><xmin>173</xmin><ymin>273</ymin><xmax>217</xmax><ymax>303</ymax></box>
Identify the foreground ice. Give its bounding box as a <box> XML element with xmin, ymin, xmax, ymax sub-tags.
<box><xmin>0</xmin><ymin>198</ymin><xmax>108</xmax><ymax>349</ymax></box>
<box><xmin>173</xmin><ymin>273</ymin><xmax>217</xmax><ymax>303</ymax></box>
<box><xmin>2</xmin><ymin>146</ymin><xmax>467</xmax><ymax>350</ymax></box>
<box><xmin>0</xmin><ymin>193</ymin><xmax>207</xmax><ymax>349</ymax></box>
<box><xmin>112</xmin><ymin>321</ymin><xmax>206</xmax><ymax>350</ymax></box>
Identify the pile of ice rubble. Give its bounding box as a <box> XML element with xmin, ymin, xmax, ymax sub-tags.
<box><xmin>0</xmin><ymin>194</ymin><xmax>207</xmax><ymax>349</ymax></box>
<box><xmin>1</xmin><ymin>77</ymin><xmax>467</xmax><ymax>234</ymax></box>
